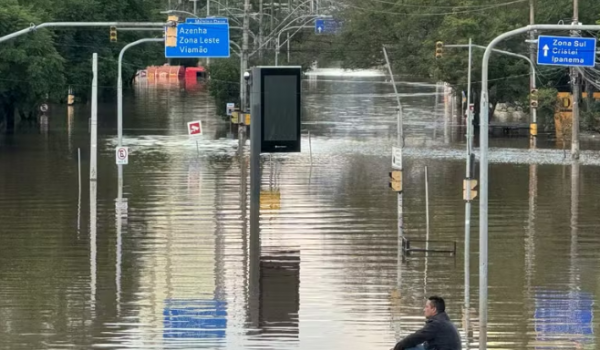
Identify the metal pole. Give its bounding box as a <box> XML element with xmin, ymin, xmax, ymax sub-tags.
<box><xmin>117</xmin><ymin>38</ymin><xmax>164</xmax><ymax>200</ymax></box>
<box><xmin>571</xmin><ymin>0</ymin><xmax>580</xmax><ymax>159</ymax></box>
<box><xmin>529</xmin><ymin>0</ymin><xmax>537</xmax><ymax>146</ymax></box>
<box><xmin>78</xmin><ymin>148</ymin><xmax>82</xmax><ymax>232</ymax></box>
<box><xmin>425</xmin><ymin>166</ymin><xmax>430</xmax><ymax>239</ymax></box>
<box><xmin>464</xmin><ymin>37</ymin><xmax>473</xmax><ymax>350</ymax></box>
<box><xmin>249</xmin><ymin>66</ymin><xmax>262</xmax><ymax>329</ymax></box>
<box><xmin>275</xmin><ymin>35</ymin><xmax>279</xmax><ymax>66</ymax></box>
<box><xmin>308</xmin><ymin>130</ymin><xmax>313</xmax><ymax>166</ymax></box>
<box><xmin>207</xmin><ymin>0</ymin><xmax>211</xmax><ymax>68</ymax></box>
<box><xmin>90</xmin><ymin>53</ymin><xmax>98</xmax><ymax>182</ymax></box>
<box><xmin>382</xmin><ymin>45</ymin><xmax>404</xmax><ymax>296</ymax></box>
<box><xmin>287</xmin><ymin>32</ymin><xmax>290</xmax><ymax>62</ymax></box>
<box><xmin>89</xmin><ymin>53</ymin><xmax>98</xmax><ymax>315</ymax></box>
<box><xmin>259</xmin><ymin>0</ymin><xmax>264</xmax><ymax>61</ymax></box>
<box><xmin>0</xmin><ymin>22</ymin><xmax>168</xmax><ymax>44</ymax></box>
<box><xmin>240</xmin><ymin>0</ymin><xmax>250</xmax><ymax>111</ymax></box>
<box><xmin>479</xmin><ymin>23</ymin><xmax>600</xmax><ymax>350</ymax></box>
<box><xmin>270</xmin><ymin>0</ymin><xmax>274</xmax><ymax>43</ymax></box>
<box><xmin>274</xmin><ymin>25</ymin><xmax>312</xmax><ymax>63</ymax></box>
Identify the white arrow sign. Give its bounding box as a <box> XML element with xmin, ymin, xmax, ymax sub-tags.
<box><xmin>543</xmin><ymin>44</ymin><xmax>549</xmax><ymax>57</ymax></box>
<box><xmin>318</xmin><ymin>26</ymin><xmax>322</xmax><ymax>33</ymax></box>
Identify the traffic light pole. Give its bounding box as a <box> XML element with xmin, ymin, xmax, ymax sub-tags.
<box><xmin>382</xmin><ymin>46</ymin><xmax>404</xmax><ymax>318</ymax></box>
<box><xmin>0</xmin><ymin>21</ymin><xmax>169</xmax><ymax>44</ymax></box>
<box><xmin>478</xmin><ymin>24</ymin><xmax>600</xmax><ymax>350</ymax></box>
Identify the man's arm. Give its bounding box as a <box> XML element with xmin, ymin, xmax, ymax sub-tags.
<box><xmin>393</xmin><ymin>321</ymin><xmax>437</xmax><ymax>350</ymax></box>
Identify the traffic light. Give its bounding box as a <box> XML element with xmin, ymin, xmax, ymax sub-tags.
<box><xmin>435</xmin><ymin>41</ymin><xmax>444</xmax><ymax>59</ymax></box>
<box><xmin>463</xmin><ymin>179</ymin><xmax>478</xmax><ymax>200</ymax></box>
<box><xmin>389</xmin><ymin>170</ymin><xmax>402</xmax><ymax>192</ymax></box>
<box><xmin>165</xmin><ymin>15</ymin><xmax>179</xmax><ymax>47</ymax></box>
<box><xmin>110</xmin><ymin>26</ymin><xmax>117</xmax><ymax>42</ymax></box>
<box><xmin>530</xmin><ymin>88</ymin><xmax>539</xmax><ymax>108</ymax></box>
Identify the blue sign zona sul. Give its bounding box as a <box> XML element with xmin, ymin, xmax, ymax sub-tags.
<box><xmin>315</xmin><ymin>18</ymin><xmax>342</xmax><ymax>34</ymax></box>
<box><xmin>165</xmin><ymin>23</ymin><xmax>230</xmax><ymax>59</ymax></box>
<box><xmin>537</xmin><ymin>35</ymin><xmax>597</xmax><ymax>67</ymax></box>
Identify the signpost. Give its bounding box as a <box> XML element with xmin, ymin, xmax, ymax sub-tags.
<box><xmin>115</xmin><ymin>147</ymin><xmax>129</xmax><ymax>165</ymax></box>
<box><xmin>537</xmin><ymin>35</ymin><xmax>597</xmax><ymax>67</ymax></box>
<box><xmin>392</xmin><ymin>147</ymin><xmax>402</xmax><ymax>170</ymax></box>
<box><xmin>165</xmin><ymin>22</ymin><xmax>230</xmax><ymax>58</ymax></box>
<box><xmin>315</xmin><ymin>18</ymin><xmax>342</xmax><ymax>34</ymax></box>
<box><xmin>187</xmin><ymin>120</ymin><xmax>203</xmax><ymax>136</ymax></box>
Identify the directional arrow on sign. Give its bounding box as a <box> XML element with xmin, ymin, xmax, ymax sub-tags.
<box><xmin>543</xmin><ymin>45</ymin><xmax>549</xmax><ymax>57</ymax></box>
<box><xmin>318</xmin><ymin>26</ymin><xmax>322</xmax><ymax>33</ymax></box>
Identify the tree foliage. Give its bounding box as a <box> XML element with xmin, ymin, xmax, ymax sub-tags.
<box><xmin>329</xmin><ymin>0</ymin><xmax>600</xmax><ymax>127</ymax></box>
<box><xmin>0</xmin><ymin>0</ymin><xmax>166</xmax><ymax>129</ymax></box>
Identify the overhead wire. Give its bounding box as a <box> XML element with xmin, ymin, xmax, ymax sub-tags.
<box><xmin>341</xmin><ymin>0</ymin><xmax>528</xmax><ymax>9</ymax></box>
<box><xmin>339</xmin><ymin>0</ymin><xmax>527</xmax><ymax>16</ymax></box>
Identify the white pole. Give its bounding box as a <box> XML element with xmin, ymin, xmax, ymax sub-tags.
<box><xmin>571</xmin><ymin>0</ymin><xmax>580</xmax><ymax>160</ymax></box>
<box><xmin>78</xmin><ymin>148</ymin><xmax>82</xmax><ymax>232</ymax></box>
<box><xmin>207</xmin><ymin>0</ymin><xmax>211</xmax><ymax>67</ymax></box>
<box><xmin>90</xmin><ymin>53</ymin><xmax>98</xmax><ymax>182</ymax></box>
<box><xmin>425</xmin><ymin>166</ymin><xmax>430</xmax><ymax>240</ymax></box>
<box><xmin>240</xmin><ymin>0</ymin><xmax>249</xmax><ymax>108</ymax></box>
<box><xmin>464</xmin><ymin>37</ymin><xmax>473</xmax><ymax>350</ymax></box>
<box><xmin>382</xmin><ymin>45</ymin><xmax>404</xmax><ymax>307</ymax></box>
<box><xmin>308</xmin><ymin>130</ymin><xmax>313</xmax><ymax>166</ymax></box>
<box><xmin>89</xmin><ymin>53</ymin><xmax>98</xmax><ymax>314</ymax></box>
<box><xmin>275</xmin><ymin>35</ymin><xmax>280</xmax><ymax>66</ymax></box>
<box><xmin>117</xmin><ymin>38</ymin><xmax>163</xmax><ymax>200</ymax></box>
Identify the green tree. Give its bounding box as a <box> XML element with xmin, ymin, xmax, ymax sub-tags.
<box><xmin>329</xmin><ymin>0</ymin><xmax>600</xmax><ymax>128</ymax></box>
<box><xmin>0</xmin><ymin>1</ymin><xmax>65</xmax><ymax>129</ymax></box>
<box><xmin>208</xmin><ymin>57</ymin><xmax>240</xmax><ymax>115</ymax></box>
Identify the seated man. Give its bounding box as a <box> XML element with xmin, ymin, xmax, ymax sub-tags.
<box><xmin>393</xmin><ymin>296</ymin><xmax>461</xmax><ymax>350</ymax></box>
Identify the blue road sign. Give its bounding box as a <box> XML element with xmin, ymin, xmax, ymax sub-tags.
<box><xmin>537</xmin><ymin>35</ymin><xmax>597</xmax><ymax>67</ymax></box>
<box><xmin>163</xmin><ymin>299</ymin><xmax>227</xmax><ymax>339</ymax></box>
<box><xmin>315</xmin><ymin>18</ymin><xmax>342</xmax><ymax>34</ymax></box>
<box><xmin>165</xmin><ymin>23</ymin><xmax>230</xmax><ymax>58</ymax></box>
<box><xmin>534</xmin><ymin>291</ymin><xmax>594</xmax><ymax>348</ymax></box>
<box><xmin>186</xmin><ymin>17</ymin><xmax>228</xmax><ymax>24</ymax></box>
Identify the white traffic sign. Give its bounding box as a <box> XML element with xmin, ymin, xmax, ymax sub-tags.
<box><xmin>187</xmin><ymin>120</ymin><xmax>203</xmax><ymax>136</ymax></box>
<box><xmin>115</xmin><ymin>146</ymin><xmax>129</xmax><ymax>165</ymax></box>
<box><xmin>392</xmin><ymin>147</ymin><xmax>402</xmax><ymax>170</ymax></box>
<box><xmin>226</xmin><ymin>102</ymin><xmax>235</xmax><ymax>116</ymax></box>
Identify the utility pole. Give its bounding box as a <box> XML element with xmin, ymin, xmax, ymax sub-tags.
<box><xmin>207</xmin><ymin>0</ymin><xmax>211</xmax><ymax>68</ymax></box>
<box><xmin>259</xmin><ymin>0</ymin><xmax>264</xmax><ymax>61</ymax></box>
<box><xmin>529</xmin><ymin>0</ymin><xmax>537</xmax><ymax>147</ymax></box>
<box><xmin>571</xmin><ymin>0</ymin><xmax>580</xmax><ymax>159</ymax></box>
<box><xmin>270</xmin><ymin>0</ymin><xmax>274</xmax><ymax>44</ymax></box>
<box><xmin>241</xmin><ymin>0</ymin><xmax>250</xmax><ymax>111</ymax></box>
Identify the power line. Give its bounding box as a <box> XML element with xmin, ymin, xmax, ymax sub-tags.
<box><xmin>340</xmin><ymin>0</ymin><xmax>527</xmax><ymax>16</ymax></box>
<box><xmin>345</xmin><ymin>0</ymin><xmax>528</xmax><ymax>9</ymax></box>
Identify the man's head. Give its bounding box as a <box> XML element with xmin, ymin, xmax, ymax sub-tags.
<box><xmin>424</xmin><ymin>296</ymin><xmax>445</xmax><ymax>318</ymax></box>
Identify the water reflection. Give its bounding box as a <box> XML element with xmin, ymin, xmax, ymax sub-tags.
<box><xmin>3</xmin><ymin>70</ymin><xmax>600</xmax><ymax>349</ymax></box>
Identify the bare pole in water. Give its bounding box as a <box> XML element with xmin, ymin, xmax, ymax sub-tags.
<box><xmin>89</xmin><ymin>53</ymin><xmax>98</xmax><ymax>316</ymax></box>
<box><xmin>382</xmin><ymin>45</ymin><xmax>405</xmax><ymax>342</ymax></box>
<box><xmin>382</xmin><ymin>45</ymin><xmax>404</xmax><ymax>284</ymax></box>
<box><xmin>464</xmin><ymin>37</ymin><xmax>473</xmax><ymax>349</ymax></box>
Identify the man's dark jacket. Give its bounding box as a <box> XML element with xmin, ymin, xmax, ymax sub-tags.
<box><xmin>393</xmin><ymin>311</ymin><xmax>461</xmax><ymax>350</ymax></box>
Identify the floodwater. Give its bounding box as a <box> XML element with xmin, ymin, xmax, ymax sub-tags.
<box><xmin>1</xmin><ymin>69</ymin><xmax>600</xmax><ymax>350</ymax></box>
